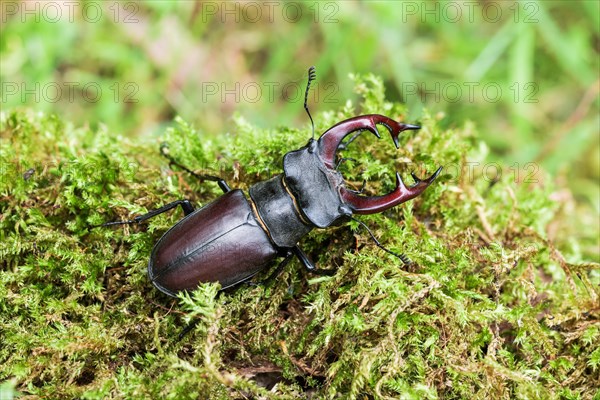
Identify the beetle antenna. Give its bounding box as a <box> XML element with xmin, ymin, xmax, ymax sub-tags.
<box><xmin>304</xmin><ymin>66</ymin><xmax>317</xmax><ymax>140</ymax></box>
<box><xmin>350</xmin><ymin>216</ymin><xmax>413</xmax><ymax>267</ymax></box>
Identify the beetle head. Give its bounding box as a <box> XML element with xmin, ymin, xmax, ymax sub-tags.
<box><xmin>283</xmin><ymin>114</ymin><xmax>442</xmax><ymax>227</ymax></box>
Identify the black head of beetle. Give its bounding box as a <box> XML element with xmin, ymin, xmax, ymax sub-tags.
<box><xmin>282</xmin><ymin>115</ymin><xmax>442</xmax><ymax>229</ymax></box>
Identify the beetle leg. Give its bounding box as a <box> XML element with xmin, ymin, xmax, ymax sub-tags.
<box><xmin>292</xmin><ymin>246</ymin><xmax>336</xmax><ymax>276</ymax></box>
<box><xmin>97</xmin><ymin>200</ymin><xmax>194</xmax><ymax>227</ymax></box>
<box><xmin>244</xmin><ymin>251</ymin><xmax>294</xmax><ymax>288</ymax></box>
<box><xmin>345</xmin><ymin>179</ymin><xmax>367</xmax><ymax>194</ymax></box>
<box><xmin>336</xmin><ymin>130</ymin><xmax>363</xmax><ymax>151</ymax></box>
<box><xmin>178</xmin><ymin>319</ymin><xmax>198</xmax><ymax>340</ymax></box>
<box><xmin>160</xmin><ymin>143</ymin><xmax>230</xmax><ymax>193</ymax></box>
<box><xmin>335</xmin><ymin>157</ymin><xmax>358</xmax><ymax>170</ymax></box>
<box><xmin>350</xmin><ymin>216</ymin><xmax>412</xmax><ymax>267</ymax></box>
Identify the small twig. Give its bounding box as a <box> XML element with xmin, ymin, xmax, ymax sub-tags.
<box><xmin>279</xmin><ymin>341</ymin><xmax>326</xmax><ymax>377</ymax></box>
<box><xmin>476</xmin><ymin>205</ymin><xmax>496</xmax><ymax>242</ymax></box>
<box><xmin>148</xmin><ymin>299</ymin><xmax>183</xmax><ymax>315</ymax></box>
<box><xmin>473</xmin><ymin>227</ymin><xmax>493</xmax><ymax>246</ymax></box>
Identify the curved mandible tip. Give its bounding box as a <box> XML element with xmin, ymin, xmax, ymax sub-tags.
<box><xmin>340</xmin><ymin>166</ymin><xmax>443</xmax><ymax>214</ymax></box>
<box><xmin>316</xmin><ymin>114</ymin><xmax>420</xmax><ymax>169</ymax></box>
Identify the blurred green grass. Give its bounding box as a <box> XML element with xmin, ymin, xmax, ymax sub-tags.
<box><xmin>1</xmin><ymin>0</ymin><xmax>598</xmax><ymax>260</ymax></box>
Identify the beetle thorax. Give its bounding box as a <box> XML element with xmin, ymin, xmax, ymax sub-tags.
<box><xmin>282</xmin><ymin>139</ymin><xmax>352</xmax><ymax>229</ymax></box>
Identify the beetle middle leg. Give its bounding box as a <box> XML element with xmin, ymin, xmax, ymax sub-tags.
<box><xmin>244</xmin><ymin>251</ymin><xmax>295</xmax><ymax>287</ymax></box>
<box><xmin>97</xmin><ymin>199</ymin><xmax>195</xmax><ymax>227</ymax></box>
<box><xmin>245</xmin><ymin>246</ymin><xmax>334</xmax><ymax>289</ymax></box>
<box><xmin>160</xmin><ymin>143</ymin><xmax>230</xmax><ymax>193</ymax></box>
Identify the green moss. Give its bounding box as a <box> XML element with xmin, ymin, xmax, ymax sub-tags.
<box><xmin>1</xmin><ymin>76</ymin><xmax>598</xmax><ymax>399</ymax></box>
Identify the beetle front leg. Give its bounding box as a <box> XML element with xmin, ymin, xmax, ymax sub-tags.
<box><xmin>336</xmin><ymin>131</ymin><xmax>363</xmax><ymax>151</ymax></box>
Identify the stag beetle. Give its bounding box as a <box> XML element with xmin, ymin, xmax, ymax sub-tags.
<box><xmin>101</xmin><ymin>67</ymin><xmax>442</xmax><ymax>297</ymax></box>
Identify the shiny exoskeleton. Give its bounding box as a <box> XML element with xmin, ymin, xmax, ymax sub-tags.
<box><xmin>102</xmin><ymin>70</ymin><xmax>442</xmax><ymax>297</ymax></box>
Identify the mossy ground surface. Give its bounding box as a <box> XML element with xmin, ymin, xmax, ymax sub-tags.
<box><xmin>1</xmin><ymin>76</ymin><xmax>598</xmax><ymax>399</ymax></box>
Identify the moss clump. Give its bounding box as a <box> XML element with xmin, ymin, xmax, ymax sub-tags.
<box><xmin>1</xmin><ymin>75</ymin><xmax>598</xmax><ymax>399</ymax></box>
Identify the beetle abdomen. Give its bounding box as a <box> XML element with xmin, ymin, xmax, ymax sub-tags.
<box><xmin>148</xmin><ymin>189</ymin><xmax>277</xmax><ymax>296</ymax></box>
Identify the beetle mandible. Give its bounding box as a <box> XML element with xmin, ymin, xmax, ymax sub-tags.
<box><xmin>101</xmin><ymin>67</ymin><xmax>442</xmax><ymax>297</ymax></box>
